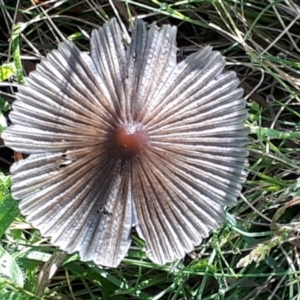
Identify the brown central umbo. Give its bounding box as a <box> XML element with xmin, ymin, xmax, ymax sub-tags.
<box><xmin>110</xmin><ymin>122</ymin><xmax>149</xmax><ymax>161</ymax></box>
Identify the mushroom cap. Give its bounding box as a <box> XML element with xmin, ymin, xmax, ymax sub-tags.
<box><xmin>2</xmin><ymin>18</ymin><xmax>248</xmax><ymax>267</ymax></box>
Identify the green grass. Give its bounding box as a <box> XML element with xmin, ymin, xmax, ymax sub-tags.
<box><xmin>1</xmin><ymin>0</ymin><xmax>300</xmax><ymax>299</ymax></box>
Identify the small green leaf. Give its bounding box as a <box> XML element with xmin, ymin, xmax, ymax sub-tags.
<box><xmin>67</xmin><ymin>32</ymin><xmax>82</xmax><ymax>41</ymax></box>
<box><xmin>251</xmin><ymin>126</ymin><xmax>300</xmax><ymax>140</ymax></box>
<box><xmin>12</xmin><ymin>23</ymin><xmax>24</xmax><ymax>84</ymax></box>
<box><xmin>0</xmin><ymin>113</ymin><xmax>7</xmax><ymax>132</ymax></box>
<box><xmin>0</xmin><ymin>63</ymin><xmax>16</xmax><ymax>82</ymax></box>
<box><xmin>250</xmin><ymin>101</ymin><xmax>261</xmax><ymax>112</ymax></box>
<box><xmin>0</xmin><ymin>96</ymin><xmax>11</xmax><ymax>112</ymax></box>
<box><xmin>0</xmin><ymin>173</ymin><xmax>19</xmax><ymax>238</ymax></box>
<box><xmin>0</xmin><ymin>244</ymin><xmax>24</xmax><ymax>287</ymax></box>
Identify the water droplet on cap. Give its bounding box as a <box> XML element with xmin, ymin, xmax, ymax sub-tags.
<box><xmin>266</xmin><ymin>95</ymin><xmax>275</xmax><ymax>105</ymax></box>
<box><xmin>277</xmin><ymin>52</ymin><xmax>287</xmax><ymax>60</ymax></box>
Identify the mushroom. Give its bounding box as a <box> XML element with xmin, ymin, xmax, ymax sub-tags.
<box><xmin>2</xmin><ymin>18</ymin><xmax>248</xmax><ymax>267</ymax></box>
